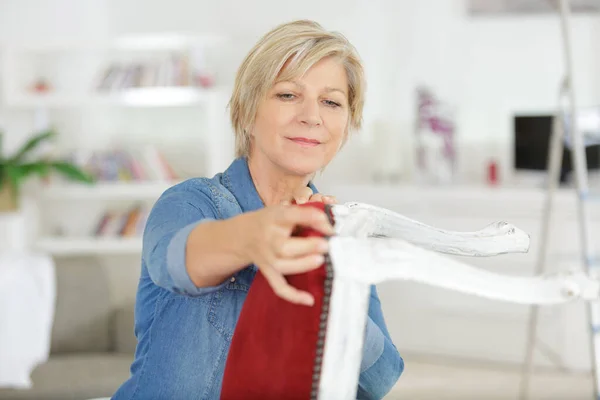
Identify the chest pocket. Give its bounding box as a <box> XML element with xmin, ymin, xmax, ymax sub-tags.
<box><xmin>208</xmin><ymin>266</ymin><xmax>256</xmax><ymax>340</ymax></box>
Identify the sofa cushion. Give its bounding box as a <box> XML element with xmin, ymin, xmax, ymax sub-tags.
<box><xmin>0</xmin><ymin>354</ymin><xmax>132</xmax><ymax>400</ymax></box>
<box><xmin>50</xmin><ymin>258</ymin><xmax>112</xmax><ymax>354</ymax></box>
<box><xmin>111</xmin><ymin>303</ymin><xmax>137</xmax><ymax>354</ymax></box>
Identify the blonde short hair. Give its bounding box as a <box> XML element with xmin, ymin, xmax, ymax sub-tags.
<box><xmin>229</xmin><ymin>20</ymin><xmax>366</xmax><ymax>158</ymax></box>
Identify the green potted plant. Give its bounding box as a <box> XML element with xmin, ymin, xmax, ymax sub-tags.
<box><xmin>0</xmin><ymin>129</ymin><xmax>94</xmax><ymax>212</ymax></box>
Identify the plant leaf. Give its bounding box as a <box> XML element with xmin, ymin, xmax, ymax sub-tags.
<box><xmin>50</xmin><ymin>161</ymin><xmax>95</xmax><ymax>184</ymax></box>
<box><xmin>8</xmin><ymin>129</ymin><xmax>56</xmax><ymax>164</ymax></box>
<box><xmin>17</xmin><ymin>162</ymin><xmax>51</xmax><ymax>180</ymax></box>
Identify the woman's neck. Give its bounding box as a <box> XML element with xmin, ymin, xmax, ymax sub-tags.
<box><xmin>247</xmin><ymin>153</ymin><xmax>312</xmax><ymax>206</ymax></box>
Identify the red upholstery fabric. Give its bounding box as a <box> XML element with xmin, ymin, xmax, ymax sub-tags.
<box><xmin>221</xmin><ymin>202</ymin><xmax>332</xmax><ymax>400</ymax></box>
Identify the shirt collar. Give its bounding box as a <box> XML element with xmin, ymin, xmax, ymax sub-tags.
<box><xmin>223</xmin><ymin>157</ymin><xmax>319</xmax><ymax>213</ymax></box>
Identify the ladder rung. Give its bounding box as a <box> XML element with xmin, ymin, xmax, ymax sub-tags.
<box><xmin>580</xmin><ymin>191</ymin><xmax>600</xmax><ymax>202</ymax></box>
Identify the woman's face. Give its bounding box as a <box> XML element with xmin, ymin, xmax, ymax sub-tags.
<box><xmin>249</xmin><ymin>56</ymin><xmax>350</xmax><ymax>176</ymax></box>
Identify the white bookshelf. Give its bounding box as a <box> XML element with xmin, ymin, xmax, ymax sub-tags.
<box><xmin>0</xmin><ymin>32</ymin><xmax>235</xmax><ymax>175</ymax></box>
<box><xmin>93</xmin><ymin>86</ymin><xmax>220</xmax><ymax>107</ymax></box>
<box><xmin>40</xmin><ymin>180</ymin><xmax>178</xmax><ymax>200</ymax></box>
<box><xmin>35</xmin><ymin>236</ymin><xmax>142</xmax><ymax>255</ymax></box>
<box><xmin>7</xmin><ymin>87</ymin><xmax>222</xmax><ymax>108</ymax></box>
<box><xmin>5</xmin><ymin>93</ymin><xmax>84</xmax><ymax>108</ymax></box>
<box><xmin>0</xmin><ymin>32</ymin><xmax>235</xmax><ymax>256</ymax></box>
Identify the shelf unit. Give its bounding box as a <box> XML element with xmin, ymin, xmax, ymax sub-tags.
<box><xmin>33</xmin><ymin>180</ymin><xmax>174</xmax><ymax>256</ymax></box>
<box><xmin>35</xmin><ymin>236</ymin><xmax>142</xmax><ymax>255</ymax></box>
<box><xmin>7</xmin><ymin>86</ymin><xmax>223</xmax><ymax>109</ymax></box>
<box><xmin>0</xmin><ymin>33</ymin><xmax>235</xmax><ymax>256</ymax></box>
<box><xmin>39</xmin><ymin>180</ymin><xmax>179</xmax><ymax>200</ymax></box>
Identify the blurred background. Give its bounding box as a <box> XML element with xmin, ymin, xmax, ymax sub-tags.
<box><xmin>0</xmin><ymin>0</ymin><xmax>599</xmax><ymax>399</ymax></box>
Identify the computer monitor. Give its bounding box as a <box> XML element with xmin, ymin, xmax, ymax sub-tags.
<box><xmin>514</xmin><ymin>114</ymin><xmax>600</xmax><ymax>183</ymax></box>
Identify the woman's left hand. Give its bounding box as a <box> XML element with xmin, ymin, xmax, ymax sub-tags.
<box><xmin>288</xmin><ymin>187</ymin><xmax>337</xmax><ymax>205</ymax></box>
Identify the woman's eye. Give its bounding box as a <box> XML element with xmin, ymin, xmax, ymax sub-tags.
<box><xmin>277</xmin><ymin>93</ymin><xmax>295</xmax><ymax>100</ymax></box>
<box><xmin>324</xmin><ymin>100</ymin><xmax>341</xmax><ymax>108</ymax></box>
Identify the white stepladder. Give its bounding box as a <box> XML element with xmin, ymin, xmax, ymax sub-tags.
<box><xmin>519</xmin><ymin>1</ymin><xmax>600</xmax><ymax>399</ymax></box>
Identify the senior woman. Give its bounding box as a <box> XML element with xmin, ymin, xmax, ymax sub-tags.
<box><xmin>112</xmin><ymin>20</ymin><xmax>403</xmax><ymax>400</ymax></box>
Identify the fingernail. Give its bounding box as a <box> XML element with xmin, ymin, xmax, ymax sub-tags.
<box><xmin>305</xmin><ymin>295</ymin><xmax>314</xmax><ymax>306</ymax></box>
<box><xmin>314</xmin><ymin>255</ymin><xmax>325</xmax><ymax>265</ymax></box>
<box><xmin>296</xmin><ymin>197</ymin><xmax>307</xmax><ymax>204</ymax></box>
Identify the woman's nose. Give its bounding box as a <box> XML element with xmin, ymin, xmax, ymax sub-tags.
<box><xmin>299</xmin><ymin>99</ymin><xmax>322</xmax><ymax>127</ymax></box>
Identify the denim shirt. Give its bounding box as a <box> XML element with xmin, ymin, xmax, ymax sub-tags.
<box><xmin>112</xmin><ymin>157</ymin><xmax>404</xmax><ymax>400</ymax></box>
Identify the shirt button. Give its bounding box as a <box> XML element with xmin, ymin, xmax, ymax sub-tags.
<box><xmin>230</xmin><ymin>276</ymin><xmax>236</xmax><ymax>283</ymax></box>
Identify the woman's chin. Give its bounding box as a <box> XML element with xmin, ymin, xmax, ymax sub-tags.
<box><xmin>279</xmin><ymin>154</ymin><xmax>324</xmax><ymax>176</ymax></box>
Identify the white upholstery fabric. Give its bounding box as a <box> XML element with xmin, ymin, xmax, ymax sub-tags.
<box><xmin>0</xmin><ymin>252</ymin><xmax>56</xmax><ymax>389</ymax></box>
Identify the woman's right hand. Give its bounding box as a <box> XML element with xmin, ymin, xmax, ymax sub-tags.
<box><xmin>242</xmin><ymin>204</ymin><xmax>335</xmax><ymax>306</ymax></box>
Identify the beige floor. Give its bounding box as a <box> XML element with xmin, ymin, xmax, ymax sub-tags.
<box><xmin>387</xmin><ymin>353</ymin><xmax>593</xmax><ymax>400</ymax></box>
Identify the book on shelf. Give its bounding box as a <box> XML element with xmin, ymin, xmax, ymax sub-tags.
<box><xmin>94</xmin><ymin>54</ymin><xmax>214</xmax><ymax>92</ymax></box>
<box><xmin>94</xmin><ymin>204</ymin><xmax>150</xmax><ymax>238</ymax></box>
<box><xmin>60</xmin><ymin>145</ymin><xmax>179</xmax><ymax>183</ymax></box>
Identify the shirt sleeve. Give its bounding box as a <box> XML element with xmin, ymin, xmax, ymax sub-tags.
<box><xmin>142</xmin><ymin>181</ymin><xmax>228</xmax><ymax>297</ymax></box>
<box><xmin>357</xmin><ymin>285</ymin><xmax>404</xmax><ymax>399</ymax></box>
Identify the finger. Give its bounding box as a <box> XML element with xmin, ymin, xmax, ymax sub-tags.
<box><xmin>322</xmin><ymin>195</ymin><xmax>338</xmax><ymax>204</ymax></box>
<box><xmin>309</xmin><ymin>194</ymin><xmax>337</xmax><ymax>204</ymax></box>
<box><xmin>293</xmin><ymin>186</ymin><xmax>314</xmax><ymax>204</ymax></box>
<box><xmin>308</xmin><ymin>193</ymin><xmax>326</xmax><ymax>203</ymax></box>
<box><xmin>283</xmin><ymin>206</ymin><xmax>335</xmax><ymax>236</ymax></box>
<box><xmin>277</xmin><ymin>237</ymin><xmax>329</xmax><ymax>258</ymax></box>
<box><xmin>273</xmin><ymin>254</ymin><xmax>326</xmax><ymax>275</ymax></box>
<box><xmin>261</xmin><ymin>267</ymin><xmax>315</xmax><ymax>306</ymax></box>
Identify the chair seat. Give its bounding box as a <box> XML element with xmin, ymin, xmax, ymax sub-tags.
<box><xmin>0</xmin><ymin>353</ymin><xmax>132</xmax><ymax>400</ymax></box>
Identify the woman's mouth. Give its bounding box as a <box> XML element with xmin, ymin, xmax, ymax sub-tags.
<box><xmin>287</xmin><ymin>137</ymin><xmax>321</xmax><ymax>147</ymax></box>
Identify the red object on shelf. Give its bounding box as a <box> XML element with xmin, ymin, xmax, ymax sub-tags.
<box><xmin>32</xmin><ymin>79</ymin><xmax>51</xmax><ymax>93</ymax></box>
<box><xmin>488</xmin><ymin>160</ymin><xmax>498</xmax><ymax>186</ymax></box>
<box><xmin>196</xmin><ymin>74</ymin><xmax>215</xmax><ymax>88</ymax></box>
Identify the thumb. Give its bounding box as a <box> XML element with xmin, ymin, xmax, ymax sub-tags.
<box><xmin>292</xmin><ymin>186</ymin><xmax>314</xmax><ymax>205</ymax></box>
